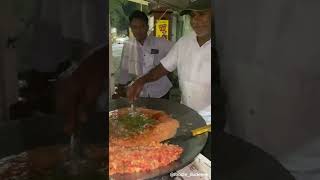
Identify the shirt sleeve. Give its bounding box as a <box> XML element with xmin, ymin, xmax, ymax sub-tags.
<box><xmin>118</xmin><ymin>42</ymin><xmax>130</xmax><ymax>85</ymax></box>
<box><xmin>160</xmin><ymin>41</ymin><xmax>179</xmax><ymax>72</ymax></box>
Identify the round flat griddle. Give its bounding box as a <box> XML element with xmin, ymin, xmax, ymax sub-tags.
<box><xmin>109</xmin><ymin>98</ymin><xmax>208</xmax><ymax>180</ymax></box>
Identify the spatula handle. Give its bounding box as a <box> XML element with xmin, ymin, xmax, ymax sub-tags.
<box><xmin>191</xmin><ymin>124</ymin><xmax>211</xmax><ymax>136</ymax></box>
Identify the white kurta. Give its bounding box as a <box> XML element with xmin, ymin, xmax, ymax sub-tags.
<box><xmin>215</xmin><ymin>1</ymin><xmax>320</xmax><ymax>179</ymax></box>
<box><xmin>161</xmin><ymin>31</ymin><xmax>211</xmax><ymax>112</ymax></box>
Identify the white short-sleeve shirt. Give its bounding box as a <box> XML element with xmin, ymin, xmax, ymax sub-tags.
<box><xmin>161</xmin><ymin>31</ymin><xmax>211</xmax><ymax>112</ymax></box>
<box><xmin>119</xmin><ymin>35</ymin><xmax>173</xmax><ymax>98</ymax></box>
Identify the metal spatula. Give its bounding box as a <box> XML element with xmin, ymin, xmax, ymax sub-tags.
<box><xmin>127</xmin><ymin>80</ymin><xmax>138</xmax><ymax>116</ymax></box>
<box><xmin>129</xmin><ymin>102</ymin><xmax>137</xmax><ymax>116</ymax></box>
<box><xmin>162</xmin><ymin>124</ymin><xmax>211</xmax><ymax>143</ymax></box>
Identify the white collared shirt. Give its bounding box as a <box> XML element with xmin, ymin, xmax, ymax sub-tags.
<box><xmin>161</xmin><ymin>31</ymin><xmax>211</xmax><ymax>112</ymax></box>
<box><xmin>119</xmin><ymin>35</ymin><xmax>173</xmax><ymax>98</ymax></box>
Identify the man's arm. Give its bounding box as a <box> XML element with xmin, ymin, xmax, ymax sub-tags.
<box><xmin>127</xmin><ymin>63</ymin><xmax>169</xmax><ymax>101</ymax></box>
<box><xmin>55</xmin><ymin>45</ymin><xmax>107</xmax><ymax>135</ymax></box>
<box><xmin>127</xmin><ymin>38</ymin><xmax>180</xmax><ymax>101</ymax></box>
<box><xmin>141</xmin><ymin>63</ymin><xmax>169</xmax><ymax>82</ymax></box>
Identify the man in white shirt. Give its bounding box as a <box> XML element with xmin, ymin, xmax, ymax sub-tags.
<box><xmin>127</xmin><ymin>0</ymin><xmax>211</xmax><ymax>113</ymax></box>
<box><xmin>116</xmin><ymin>10</ymin><xmax>173</xmax><ymax>99</ymax></box>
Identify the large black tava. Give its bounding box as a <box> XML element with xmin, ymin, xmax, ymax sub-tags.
<box><xmin>109</xmin><ymin>98</ymin><xmax>208</xmax><ymax>180</ymax></box>
<box><xmin>0</xmin><ymin>98</ymin><xmax>207</xmax><ymax>179</ymax></box>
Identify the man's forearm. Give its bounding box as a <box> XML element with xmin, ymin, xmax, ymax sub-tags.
<box><xmin>140</xmin><ymin>63</ymin><xmax>170</xmax><ymax>83</ymax></box>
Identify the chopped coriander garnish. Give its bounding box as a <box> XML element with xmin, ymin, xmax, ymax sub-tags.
<box><xmin>109</xmin><ymin>112</ymin><xmax>157</xmax><ymax>137</ymax></box>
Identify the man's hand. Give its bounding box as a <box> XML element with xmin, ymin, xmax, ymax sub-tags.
<box><xmin>127</xmin><ymin>78</ymin><xmax>145</xmax><ymax>102</ymax></box>
<box><xmin>127</xmin><ymin>64</ymin><xmax>170</xmax><ymax>102</ymax></box>
<box><xmin>126</xmin><ymin>64</ymin><xmax>170</xmax><ymax>102</ymax></box>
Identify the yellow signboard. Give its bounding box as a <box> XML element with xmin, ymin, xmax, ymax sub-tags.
<box><xmin>155</xmin><ymin>20</ymin><xmax>169</xmax><ymax>40</ymax></box>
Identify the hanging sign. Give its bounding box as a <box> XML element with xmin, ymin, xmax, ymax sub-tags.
<box><xmin>155</xmin><ymin>20</ymin><xmax>169</xmax><ymax>40</ymax></box>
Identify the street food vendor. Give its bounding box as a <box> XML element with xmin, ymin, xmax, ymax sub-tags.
<box><xmin>116</xmin><ymin>10</ymin><xmax>174</xmax><ymax>99</ymax></box>
<box><xmin>127</xmin><ymin>0</ymin><xmax>212</xmax><ymax>113</ymax></box>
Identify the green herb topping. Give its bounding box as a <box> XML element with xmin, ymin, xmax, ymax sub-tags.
<box><xmin>109</xmin><ymin>113</ymin><xmax>157</xmax><ymax>137</ymax></box>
